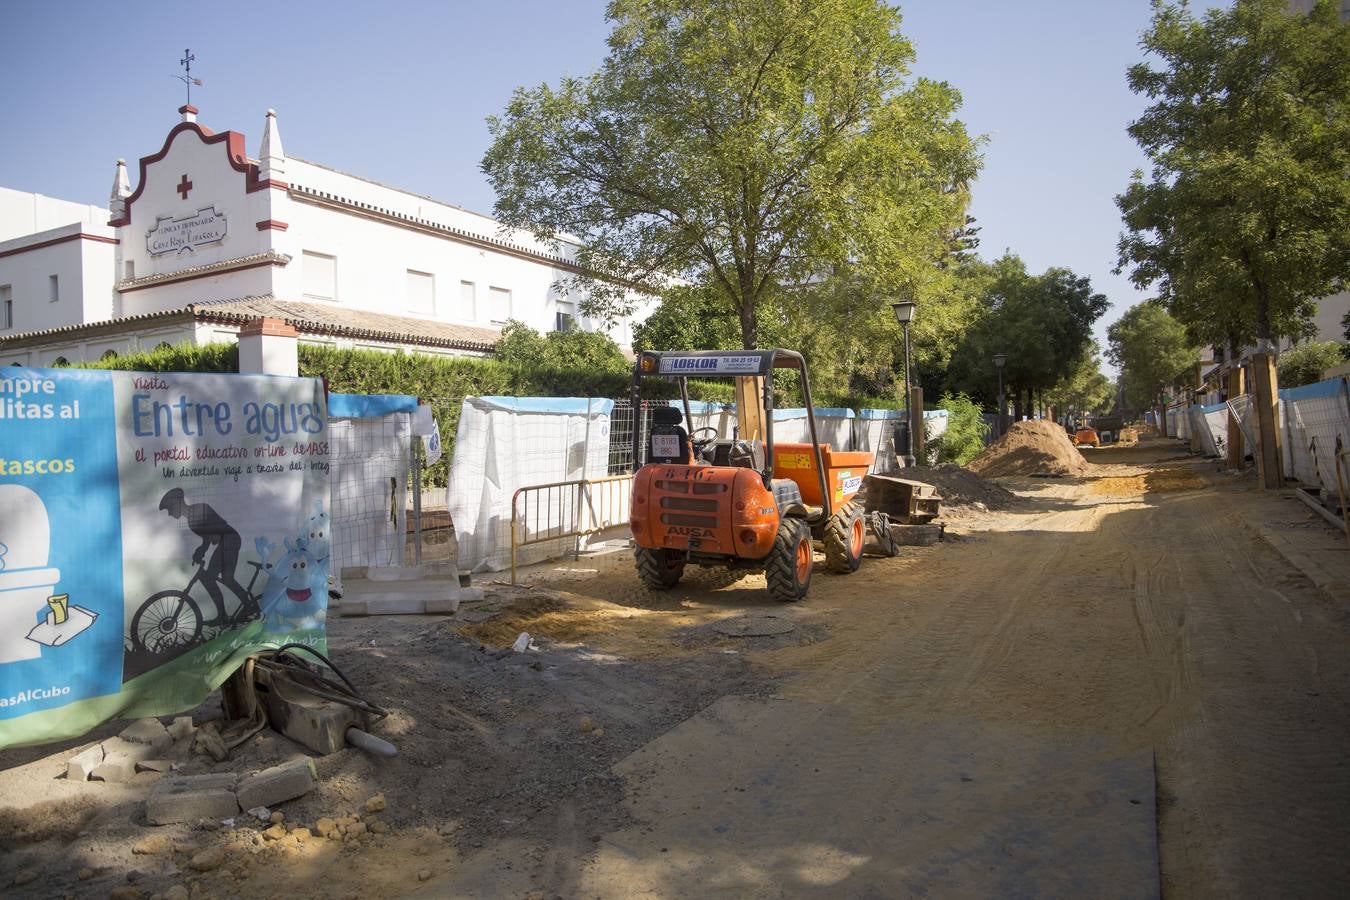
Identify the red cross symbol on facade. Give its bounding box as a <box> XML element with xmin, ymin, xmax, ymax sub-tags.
<box><xmin>176</xmin><ymin>174</ymin><xmax>193</xmax><ymax>200</ymax></box>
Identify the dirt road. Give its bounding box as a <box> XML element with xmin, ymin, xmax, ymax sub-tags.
<box><xmin>4</xmin><ymin>439</ymin><xmax>1348</xmax><ymax>898</ymax></box>
<box><xmin>441</xmin><ymin>439</ymin><xmax>1350</xmax><ymax>898</ymax></box>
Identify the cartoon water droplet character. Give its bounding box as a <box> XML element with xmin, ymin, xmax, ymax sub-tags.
<box><xmin>259</xmin><ymin>537</ymin><xmax>326</xmax><ymax>632</ymax></box>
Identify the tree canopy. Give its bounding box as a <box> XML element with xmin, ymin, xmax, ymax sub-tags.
<box><xmin>482</xmin><ymin>0</ymin><xmax>982</xmax><ymax>349</ymax></box>
<box><xmin>946</xmin><ymin>255</ymin><xmax>1110</xmax><ymax>413</ymax></box>
<box><xmin>1106</xmin><ymin>301</ymin><xmax>1196</xmax><ymax>409</ymax></box>
<box><xmin>1116</xmin><ymin>0</ymin><xmax>1350</xmax><ymax>346</ymax></box>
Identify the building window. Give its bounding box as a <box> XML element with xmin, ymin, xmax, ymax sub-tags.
<box><xmin>302</xmin><ymin>251</ymin><xmax>337</xmax><ymax>300</ymax></box>
<box><xmin>555</xmin><ymin>300</ymin><xmax>576</xmax><ymax>333</ymax></box>
<box><xmin>48</xmin><ymin>274</ymin><xmax>59</xmax><ymax>302</ymax></box>
<box><xmin>460</xmin><ymin>281</ymin><xmax>476</xmax><ymax>320</ymax></box>
<box><xmin>124</xmin><ymin>261</ymin><xmax>135</xmax><ymax>280</ymax></box>
<box><xmin>1</xmin><ymin>285</ymin><xmax>11</xmax><ymax>330</ymax></box>
<box><xmin>488</xmin><ymin>286</ymin><xmax>512</xmax><ymax>323</ymax></box>
<box><xmin>406</xmin><ymin>269</ymin><xmax>435</xmax><ymax>315</ymax></box>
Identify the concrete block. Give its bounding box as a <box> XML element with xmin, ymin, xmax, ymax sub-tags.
<box><xmin>102</xmin><ymin>736</ymin><xmax>156</xmax><ymax>762</ymax></box>
<box><xmin>366</xmin><ymin>565</ymin><xmax>425</xmax><ymax>582</ymax></box>
<box><xmin>92</xmin><ymin>752</ymin><xmax>138</xmax><ymax>783</ymax></box>
<box><xmin>120</xmin><ymin>718</ymin><xmax>173</xmax><ymax>750</ymax></box>
<box><xmin>361</xmin><ymin>595</ymin><xmax>429</xmax><ymax>615</ymax></box>
<box><xmin>137</xmin><ymin>759</ymin><xmax>173</xmax><ymax>773</ymax></box>
<box><xmin>167</xmin><ymin>716</ymin><xmax>195</xmax><ymax>742</ymax></box>
<box><xmin>145</xmin><ymin>773</ymin><xmax>240</xmax><ymax>825</ymax></box>
<box><xmin>66</xmin><ymin>743</ymin><xmax>104</xmax><ymax>782</ymax></box>
<box><xmin>234</xmin><ymin>757</ymin><xmax>317</xmax><ymax>811</ymax></box>
<box><xmin>337</xmin><ymin>599</ymin><xmax>369</xmax><ymax>617</ymax></box>
<box><xmin>424</xmin><ymin>596</ymin><xmax>461</xmax><ymax>615</ymax></box>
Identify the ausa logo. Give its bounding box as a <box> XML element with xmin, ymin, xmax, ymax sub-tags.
<box><xmin>667</xmin><ymin>526</ymin><xmax>716</xmax><ymax>538</ymax></box>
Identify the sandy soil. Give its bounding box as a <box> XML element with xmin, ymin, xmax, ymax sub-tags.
<box><xmin>3</xmin><ymin>437</ymin><xmax>1349</xmax><ymax>898</ymax></box>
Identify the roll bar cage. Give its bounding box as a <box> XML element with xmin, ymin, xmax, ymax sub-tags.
<box><xmin>630</xmin><ymin>349</ymin><xmax>834</xmax><ymax>519</ymax></box>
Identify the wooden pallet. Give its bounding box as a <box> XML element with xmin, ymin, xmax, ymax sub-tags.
<box><xmin>862</xmin><ymin>474</ymin><xmax>942</xmax><ymax>524</ymax></box>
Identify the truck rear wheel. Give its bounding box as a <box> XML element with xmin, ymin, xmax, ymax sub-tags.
<box><xmin>823</xmin><ymin>502</ymin><xmax>865</xmax><ymax>573</ymax></box>
<box><xmin>766</xmin><ymin>517</ymin><xmax>813</xmax><ymax>602</ymax></box>
<box><xmin>635</xmin><ymin>547</ymin><xmax>685</xmax><ymax>589</ymax></box>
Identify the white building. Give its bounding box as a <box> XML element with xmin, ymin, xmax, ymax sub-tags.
<box><xmin>0</xmin><ymin>104</ymin><xmax>652</xmax><ymax>366</ymax></box>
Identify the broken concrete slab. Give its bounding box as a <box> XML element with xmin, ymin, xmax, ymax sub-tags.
<box><xmin>91</xmin><ymin>752</ymin><xmax>139</xmax><ymax>784</ymax></box>
<box><xmin>145</xmin><ymin>773</ymin><xmax>240</xmax><ymax>825</ymax></box>
<box><xmin>136</xmin><ymin>759</ymin><xmax>173</xmax><ymax>773</ymax></box>
<box><xmin>91</xmin><ymin>736</ymin><xmax>156</xmax><ymax>781</ymax></box>
<box><xmin>234</xmin><ymin>757</ymin><xmax>317</xmax><ymax>811</ymax></box>
<box><xmin>119</xmin><ymin>718</ymin><xmax>173</xmax><ymax>750</ymax></box>
<box><xmin>66</xmin><ymin>743</ymin><xmax>104</xmax><ymax>782</ymax></box>
<box><xmin>167</xmin><ymin>716</ymin><xmax>194</xmax><ymax>742</ymax></box>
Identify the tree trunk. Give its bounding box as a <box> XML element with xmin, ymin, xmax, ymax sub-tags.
<box><xmin>1012</xmin><ymin>388</ymin><xmax>1023</xmax><ymax>421</ymax></box>
<box><xmin>738</xmin><ymin>302</ymin><xmax>758</xmax><ymax>350</ymax></box>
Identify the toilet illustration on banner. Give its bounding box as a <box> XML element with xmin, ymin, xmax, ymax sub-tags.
<box><xmin>0</xmin><ymin>483</ymin><xmax>97</xmax><ymax>663</ymax></box>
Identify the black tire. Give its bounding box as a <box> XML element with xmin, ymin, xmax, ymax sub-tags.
<box><xmin>823</xmin><ymin>502</ymin><xmax>865</xmax><ymax>573</ymax></box>
<box><xmin>766</xmin><ymin>517</ymin><xmax>813</xmax><ymax>602</ymax></box>
<box><xmin>635</xmin><ymin>547</ymin><xmax>685</xmax><ymax>589</ymax></box>
<box><xmin>131</xmin><ymin>590</ymin><xmax>203</xmax><ymax>655</ymax></box>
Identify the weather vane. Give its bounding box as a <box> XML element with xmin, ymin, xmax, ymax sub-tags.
<box><xmin>174</xmin><ymin>49</ymin><xmax>202</xmax><ymax>105</ymax></box>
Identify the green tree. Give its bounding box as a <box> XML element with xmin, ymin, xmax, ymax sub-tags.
<box><xmin>482</xmin><ymin>0</ymin><xmax>982</xmax><ymax>349</ymax></box>
<box><xmin>1277</xmin><ymin>341</ymin><xmax>1344</xmax><ymax>388</ymax></box>
<box><xmin>1046</xmin><ymin>344</ymin><xmax>1115</xmax><ymax>419</ymax></box>
<box><xmin>948</xmin><ymin>255</ymin><xmax>1109</xmax><ymax>415</ymax></box>
<box><xmin>932</xmin><ymin>391</ymin><xmax>989</xmax><ymax>465</ymax></box>
<box><xmin>1106</xmin><ymin>301</ymin><xmax>1196</xmax><ymax>415</ymax></box>
<box><xmin>1117</xmin><ymin>0</ymin><xmax>1350</xmax><ymax>346</ymax></box>
<box><xmin>494</xmin><ymin>320</ymin><xmax>630</xmax><ymax>373</ymax></box>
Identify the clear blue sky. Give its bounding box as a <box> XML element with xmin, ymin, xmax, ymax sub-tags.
<box><xmin>0</xmin><ymin>0</ymin><xmax>1176</xmax><ymax>372</ymax></box>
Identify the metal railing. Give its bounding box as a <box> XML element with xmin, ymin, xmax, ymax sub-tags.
<box><xmin>510</xmin><ymin>474</ymin><xmax>632</xmax><ymax>583</ymax></box>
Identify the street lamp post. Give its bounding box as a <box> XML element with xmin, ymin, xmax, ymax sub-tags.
<box><xmin>992</xmin><ymin>352</ymin><xmax>1007</xmax><ymax>438</ymax></box>
<box><xmin>891</xmin><ymin>300</ymin><xmax>918</xmax><ymax>467</ymax></box>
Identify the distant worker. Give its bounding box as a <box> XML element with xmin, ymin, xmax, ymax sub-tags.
<box><xmin>159</xmin><ymin>488</ymin><xmax>242</xmax><ymax>626</ymax></box>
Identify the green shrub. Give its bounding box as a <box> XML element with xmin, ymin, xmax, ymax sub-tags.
<box><xmin>1278</xmin><ymin>341</ymin><xmax>1345</xmax><ymax>388</ymax></box>
<box><xmin>71</xmin><ymin>341</ymin><xmax>238</xmax><ymax>373</ymax></box>
<box><xmin>931</xmin><ymin>391</ymin><xmax>989</xmax><ymax>465</ymax></box>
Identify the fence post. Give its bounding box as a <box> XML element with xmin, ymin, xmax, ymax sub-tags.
<box><xmin>411</xmin><ymin>429</ymin><xmax>423</xmax><ymax>566</ymax></box>
<box><xmin>1226</xmin><ymin>367</ymin><xmax>1245</xmax><ymax>470</ymax></box>
<box><xmin>1251</xmin><ymin>352</ymin><xmax>1283</xmax><ymax>490</ymax></box>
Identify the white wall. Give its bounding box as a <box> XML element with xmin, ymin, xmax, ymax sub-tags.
<box><xmin>0</xmin><ymin>224</ymin><xmax>114</xmax><ymax>334</ymax></box>
<box><xmin>0</xmin><ymin>322</ymin><xmax>196</xmax><ymax>367</ymax></box>
<box><xmin>115</xmin><ymin>121</ymin><xmax>277</xmax><ymax>315</ymax></box>
<box><xmin>0</xmin><ymin>187</ymin><xmax>107</xmax><ymax>243</ymax></box>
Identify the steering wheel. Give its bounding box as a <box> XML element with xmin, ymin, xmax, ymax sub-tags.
<box><xmin>688</xmin><ymin>426</ymin><xmax>720</xmax><ymax>451</ymax></box>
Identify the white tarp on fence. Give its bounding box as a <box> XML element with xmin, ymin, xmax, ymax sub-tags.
<box><xmin>853</xmin><ymin>409</ymin><xmax>949</xmax><ymax>472</ymax></box>
<box><xmin>686</xmin><ymin>400</ymin><xmax>738</xmax><ymax>440</ymax></box>
<box><xmin>448</xmin><ymin>396</ymin><xmax>613</xmax><ymax>572</ymax></box>
<box><xmin>772</xmin><ymin>407</ymin><xmax>855</xmax><ymax>448</ymax></box>
<box><xmin>1280</xmin><ymin>376</ymin><xmax>1350</xmax><ymax>496</ymax></box>
<box><xmin>328</xmin><ymin>394</ymin><xmax>415</xmax><ymax>572</ymax></box>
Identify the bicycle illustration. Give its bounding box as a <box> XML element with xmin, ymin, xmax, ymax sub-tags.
<box><xmin>130</xmin><ymin>558</ymin><xmax>268</xmax><ymax>656</ymax></box>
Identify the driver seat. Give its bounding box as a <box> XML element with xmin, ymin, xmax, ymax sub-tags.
<box><xmin>647</xmin><ymin>406</ymin><xmax>693</xmax><ymax>464</ymax></box>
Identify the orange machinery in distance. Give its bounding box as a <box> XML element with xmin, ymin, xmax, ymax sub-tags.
<box><xmin>627</xmin><ymin>350</ymin><xmax>887</xmax><ymax>602</ymax></box>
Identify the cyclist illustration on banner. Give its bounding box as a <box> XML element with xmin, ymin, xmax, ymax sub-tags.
<box><xmin>158</xmin><ymin>489</ymin><xmax>245</xmax><ymax>627</ymax></box>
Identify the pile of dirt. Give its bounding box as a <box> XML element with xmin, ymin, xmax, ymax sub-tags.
<box><xmin>894</xmin><ymin>464</ymin><xmax>1020</xmax><ymax>513</ymax></box>
<box><xmin>966</xmin><ymin>420</ymin><xmax>1092</xmax><ymax>478</ymax></box>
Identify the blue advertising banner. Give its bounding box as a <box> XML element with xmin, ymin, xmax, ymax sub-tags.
<box><xmin>0</xmin><ymin>368</ymin><xmax>330</xmax><ymax>748</ymax></box>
